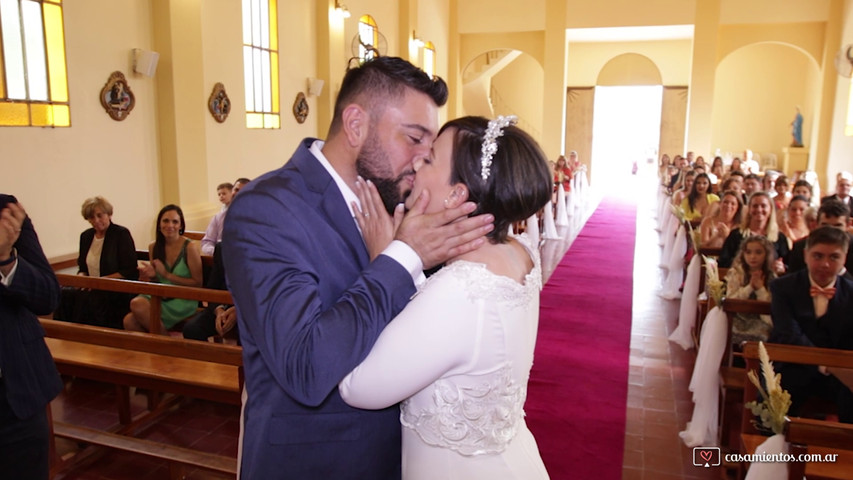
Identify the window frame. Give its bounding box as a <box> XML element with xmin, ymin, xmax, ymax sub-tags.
<box><xmin>0</xmin><ymin>0</ymin><xmax>71</xmax><ymax>127</ymax></box>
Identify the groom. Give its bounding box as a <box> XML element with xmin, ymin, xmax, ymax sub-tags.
<box><xmin>222</xmin><ymin>57</ymin><xmax>494</xmax><ymax>479</ymax></box>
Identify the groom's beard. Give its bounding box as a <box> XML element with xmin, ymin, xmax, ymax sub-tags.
<box><xmin>356</xmin><ymin>134</ymin><xmax>414</xmax><ymax>215</ymax></box>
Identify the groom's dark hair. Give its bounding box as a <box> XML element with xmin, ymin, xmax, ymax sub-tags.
<box><xmin>328</xmin><ymin>56</ymin><xmax>448</xmax><ymax>135</ymax></box>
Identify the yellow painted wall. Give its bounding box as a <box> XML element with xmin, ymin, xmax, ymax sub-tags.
<box><xmin>566</xmin><ymin>40</ymin><xmax>692</xmax><ymax>86</ymax></box>
<box><xmin>827</xmin><ymin>0</ymin><xmax>853</xmax><ymax>188</ymax></box>
<box><xmin>710</xmin><ymin>42</ymin><xmax>818</xmax><ymax>163</ymax></box>
<box><xmin>490</xmin><ymin>54</ymin><xmax>545</xmax><ymax>141</ymax></box>
<box><xmin>0</xmin><ymin>0</ymin><xmax>161</xmax><ymax>259</ymax></box>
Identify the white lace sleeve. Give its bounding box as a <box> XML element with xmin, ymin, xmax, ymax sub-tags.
<box><xmin>338</xmin><ymin>271</ymin><xmax>478</xmax><ymax>409</ymax></box>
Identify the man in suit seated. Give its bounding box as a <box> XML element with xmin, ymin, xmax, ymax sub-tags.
<box><xmin>182</xmin><ymin>242</ymin><xmax>237</xmax><ymax>342</ymax></box>
<box><xmin>821</xmin><ymin>171</ymin><xmax>853</xmax><ymax>214</ymax></box>
<box><xmin>786</xmin><ymin>199</ymin><xmax>853</xmax><ymax>276</ymax></box>
<box><xmin>769</xmin><ymin>226</ymin><xmax>853</xmax><ymax>422</ymax></box>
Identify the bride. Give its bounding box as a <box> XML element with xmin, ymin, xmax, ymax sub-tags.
<box><xmin>339</xmin><ymin>115</ymin><xmax>552</xmax><ymax>479</ymax></box>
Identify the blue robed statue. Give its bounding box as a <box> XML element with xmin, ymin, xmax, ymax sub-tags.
<box><xmin>791</xmin><ymin>106</ymin><xmax>803</xmax><ymax>147</ymax></box>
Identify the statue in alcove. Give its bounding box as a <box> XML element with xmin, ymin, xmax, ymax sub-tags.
<box><xmin>790</xmin><ymin>106</ymin><xmax>803</xmax><ymax>147</ymax></box>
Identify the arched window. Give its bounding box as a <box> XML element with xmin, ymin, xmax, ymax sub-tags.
<box><xmin>242</xmin><ymin>0</ymin><xmax>280</xmax><ymax>129</ymax></box>
<box><xmin>0</xmin><ymin>0</ymin><xmax>70</xmax><ymax>127</ymax></box>
<box><xmin>358</xmin><ymin>15</ymin><xmax>378</xmax><ymax>62</ymax></box>
<box><xmin>423</xmin><ymin>41</ymin><xmax>435</xmax><ymax>78</ymax></box>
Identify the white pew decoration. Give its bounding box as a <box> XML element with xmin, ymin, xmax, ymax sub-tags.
<box><xmin>555</xmin><ymin>184</ymin><xmax>569</xmax><ymax>226</ymax></box>
<box><xmin>669</xmin><ymin>253</ymin><xmax>700</xmax><ymax>349</ymax></box>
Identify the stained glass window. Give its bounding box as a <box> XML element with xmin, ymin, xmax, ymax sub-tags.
<box><xmin>0</xmin><ymin>0</ymin><xmax>70</xmax><ymax>127</ymax></box>
<box><xmin>242</xmin><ymin>0</ymin><xmax>279</xmax><ymax>129</ymax></box>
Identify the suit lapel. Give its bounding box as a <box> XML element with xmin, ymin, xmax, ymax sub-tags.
<box><xmin>291</xmin><ymin>140</ymin><xmax>370</xmax><ymax>269</ymax></box>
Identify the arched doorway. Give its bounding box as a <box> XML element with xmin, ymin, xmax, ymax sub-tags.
<box><xmin>589</xmin><ymin>53</ymin><xmax>664</xmax><ymax>193</ymax></box>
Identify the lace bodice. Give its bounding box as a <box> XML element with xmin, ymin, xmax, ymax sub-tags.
<box><xmin>417</xmin><ymin>233</ymin><xmax>543</xmax><ymax>309</ymax></box>
<box><xmin>401</xmin><ymin>364</ymin><xmax>526</xmax><ymax>456</ymax></box>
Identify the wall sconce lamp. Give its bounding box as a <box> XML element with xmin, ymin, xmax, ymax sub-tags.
<box><xmin>334</xmin><ymin>0</ymin><xmax>351</xmax><ymax>19</ymax></box>
<box><xmin>411</xmin><ymin>30</ymin><xmax>425</xmax><ymax>48</ymax></box>
<box><xmin>307</xmin><ymin>77</ymin><xmax>325</xmax><ymax>97</ymax></box>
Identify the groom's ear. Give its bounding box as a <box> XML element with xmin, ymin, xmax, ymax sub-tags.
<box><xmin>342</xmin><ymin>104</ymin><xmax>368</xmax><ymax>148</ymax></box>
<box><xmin>444</xmin><ymin>184</ymin><xmax>469</xmax><ymax>209</ymax></box>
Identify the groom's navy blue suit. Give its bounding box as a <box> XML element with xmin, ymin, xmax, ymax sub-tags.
<box><xmin>222</xmin><ymin>139</ymin><xmax>416</xmax><ymax>479</ymax></box>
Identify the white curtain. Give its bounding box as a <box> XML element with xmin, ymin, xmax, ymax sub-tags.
<box><xmin>679</xmin><ymin>306</ymin><xmax>727</xmax><ymax>447</ymax></box>
<box><xmin>542</xmin><ymin>201</ymin><xmax>559</xmax><ymax>239</ymax></box>
<box><xmin>660</xmin><ymin>225</ymin><xmax>687</xmax><ymax>299</ymax></box>
<box><xmin>525</xmin><ymin>213</ymin><xmax>540</xmax><ymax>246</ymax></box>
<box><xmin>669</xmin><ymin>254</ymin><xmax>700</xmax><ymax>349</ymax></box>
<box><xmin>744</xmin><ymin>434</ymin><xmax>789</xmax><ymax>480</ymax></box>
<box><xmin>556</xmin><ymin>184</ymin><xmax>569</xmax><ymax>226</ymax></box>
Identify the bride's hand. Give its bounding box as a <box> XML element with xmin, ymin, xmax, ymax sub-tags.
<box><xmin>352</xmin><ymin>177</ymin><xmax>403</xmax><ymax>261</ymax></box>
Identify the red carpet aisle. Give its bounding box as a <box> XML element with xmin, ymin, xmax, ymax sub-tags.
<box><xmin>527</xmin><ymin>196</ymin><xmax>636</xmax><ymax>480</ymax></box>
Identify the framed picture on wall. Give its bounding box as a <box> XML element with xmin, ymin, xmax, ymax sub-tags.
<box><xmin>99</xmin><ymin>71</ymin><xmax>135</xmax><ymax>121</ymax></box>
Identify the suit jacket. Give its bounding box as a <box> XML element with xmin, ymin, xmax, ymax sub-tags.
<box><xmin>222</xmin><ymin>139</ymin><xmax>415</xmax><ymax>479</ymax></box>
<box><xmin>785</xmin><ymin>233</ymin><xmax>853</xmax><ymax>278</ymax></box>
<box><xmin>0</xmin><ymin>194</ymin><xmax>63</xmax><ymax>420</ymax></box>
<box><xmin>820</xmin><ymin>194</ymin><xmax>853</xmax><ymax>212</ymax></box>
<box><xmin>78</xmin><ymin>222</ymin><xmax>138</xmax><ymax>279</ymax></box>
<box><xmin>768</xmin><ymin>270</ymin><xmax>853</xmax><ymax>386</ymax></box>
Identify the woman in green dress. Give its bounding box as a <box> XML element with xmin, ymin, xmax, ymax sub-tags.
<box><xmin>123</xmin><ymin>204</ymin><xmax>203</xmax><ymax>333</ymax></box>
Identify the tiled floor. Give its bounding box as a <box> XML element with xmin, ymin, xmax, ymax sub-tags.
<box><xmin>52</xmin><ymin>380</ymin><xmax>239</xmax><ymax>480</ymax></box>
<box><xmin>621</xmin><ymin>175</ymin><xmax>723</xmax><ymax>480</ymax></box>
<box><xmin>49</xmin><ymin>176</ymin><xmax>725</xmax><ymax>480</ymax></box>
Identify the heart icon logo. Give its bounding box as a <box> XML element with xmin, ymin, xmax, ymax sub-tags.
<box><xmin>700</xmin><ymin>450</ymin><xmax>712</xmax><ymax>462</ymax></box>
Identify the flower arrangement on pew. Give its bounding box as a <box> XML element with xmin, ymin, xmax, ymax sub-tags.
<box><xmin>745</xmin><ymin>341</ymin><xmax>792</xmax><ymax>435</ymax></box>
<box><xmin>702</xmin><ymin>255</ymin><xmax>725</xmax><ymax>306</ymax></box>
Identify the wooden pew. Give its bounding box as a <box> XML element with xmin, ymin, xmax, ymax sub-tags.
<box><xmin>42</xmin><ymin>318</ymin><xmax>242</xmax><ymax>478</ymax></box>
<box><xmin>54</xmin><ymin>273</ymin><xmax>230</xmax><ymax>335</ymax></box>
<box><xmin>183</xmin><ymin>230</ymin><xmax>205</xmax><ymax>241</ymax></box>
<box><xmin>739</xmin><ymin>342</ymin><xmax>853</xmax><ymax>480</ymax></box>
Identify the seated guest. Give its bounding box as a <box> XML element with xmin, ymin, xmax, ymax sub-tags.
<box><xmin>821</xmin><ymin>171</ymin><xmax>853</xmax><ymax>212</ymax></box>
<box><xmin>792</xmin><ymin>179</ymin><xmax>814</xmax><ymax>206</ymax></box>
<box><xmin>763</xmin><ymin>171</ymin><xmax>779</xmax><ymax>198</ymax></box>
<box><xmin>124</xmin><ymin>204</ymin><xmax>202</xmax><ymax>333</ymax></box>
<box><xmin>724</xmin><ymin>235</ymin><xmax>776</xmax><ymax>345</ymax></box>
<box><xmin>778</xmin><ymin>195</ymin><xmax>810</xmax><ymax>248</ymax></box>
<box><xmin>772</xmin><ymin>175</ymin><xmax>790</xmax><ymax>209</ymax></box>
<box><xmin>719</xmin><ymin>191</ymin><xmax>789</xmax><ymax>274</ymax></box>
<box><xmin>680</xmin><ymin>172</ymin><xmax>718</xmax><ymax>221</ymax></box>
<box><xmin>201</xmin><ymin>178</ymin><xmax>250</xmax><ymax>255</ymax></box>
<box><xmin>769</xmin><ymin>226</ymin><xmax>853</xmax><ymax>422</ymax></box>
<box><xmin>671</xmin><ymin>170</ymin><xmax>695</xmax><ymax>207</ymax></box>
<box><xmin>710</xmin><ymin>156</ymin><xmax>724</xmax><ymax>183</ymax></box>
<box><xmin>728</xmin><ymin>157</ymin><xmax>743</xmax><ymax>175</ymax></box>
<box><xmin>700</xmin><ymin>191</ymin><xmax>742</xmax><ymax>249</ymax></box>
<box><xmin>743</xmin><ymin>173</ymin><xmax>762</xmax><ymax>200</ymax></box>
<box><xmin>56</xmin><ymin>196</ymin><xmax>138</xmax><ymax>328</ymax></box>
<box><xmin>787</xmin><ymin>200</ymin><xmax>853</xmax><ymax>275</ymax></box>
<box><xmin>668</xmin><ymin>155</ymin><xmax>689</xmax><ymax>191</ymax></box>
<box><xmin>216</xmin><ymin>181</ymin><xmax>234</xmax><ymax>211</ymax></box>
<box><xmin>553</xmin><ymin>155</ymin><xmax>573</xmax><ymax>192</ymax></box>
<box><xmin>727</xmin><ymin>171</ymin><xmax>747</xmax><ymax>203</ymax></box>
<box><xmin>182</xmin><ymin>243</ymin><xmax>238</xmax><ymax>342</ymax></box>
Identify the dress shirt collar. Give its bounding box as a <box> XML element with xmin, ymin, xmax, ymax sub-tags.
<box><xmin>309</xmin><ymin>140</ymin><xmax>361</xmax><ymax>229</ymax></box>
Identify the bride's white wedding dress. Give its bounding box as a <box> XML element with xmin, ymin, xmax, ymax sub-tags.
<box><xmin>339</xmin><ymin>235</ymin><xmax>550</xmax><ymax>480</ymax></box>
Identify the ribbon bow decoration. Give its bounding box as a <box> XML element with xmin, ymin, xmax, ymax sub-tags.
<box><xmin>810</xmin><ymin>285</ymin><xmax>836</xmax><ymax>299</ymax></box>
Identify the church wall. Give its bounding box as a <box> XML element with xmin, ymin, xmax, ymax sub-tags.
<box><xmin>565</xmin><ymin>40</ymin><xmax>692</xmax><ymax>86</ymax></box>
<box><xmin>710</xmin><ymin>43</ymin><xmax>817</xmax><ymax>168</ymax></box>
<box><xmin>827</xmin><ymin>0</ymin><xmax>853</xmax><ymax>185</ymax></box>
<box><xmin>490</xmin><ymin>54</ymin><xmax>545</xmax><ymax>142</ymax></box>
<box><xmin>0</xmin><ymin>0</ymin><xmax>161</xmax><ymax>259</ymax></box>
